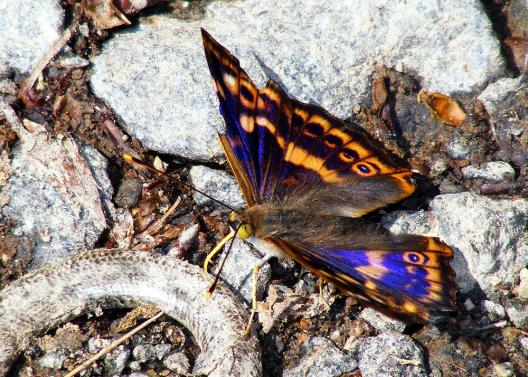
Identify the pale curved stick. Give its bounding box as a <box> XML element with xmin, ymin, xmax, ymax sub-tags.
<box><xmin>0</xmin><ymin>249</ymin><xmax>261</xmax><ymax>377</ymax></box>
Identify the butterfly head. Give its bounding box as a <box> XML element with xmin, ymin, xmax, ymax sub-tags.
<box><xmin>228</xmin><ymin>211</ymin><xmax>254</xmax><ymax>239</ymax></box>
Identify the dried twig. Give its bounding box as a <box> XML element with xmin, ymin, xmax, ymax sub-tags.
<box><xmin>390</xmin><ymin>355</ymin><xmax>421</xmax><ymax>366</ymax></box>
<box><xmin>64</xmin><ymin>310</ymin><xmax>164</xmax><ymax>377</ymax></box>
<box><xmin>140</xmin><ymin>196</ymin><xmax>182</xmax><ymax>237</ymax></box>
<box><xmin>18</xmin><ymin>19</ymin><xmax>80</xmax><ymax>105</ymax></box>
<box><xmin>0</xmin><ymin>101</ymin><xmax>25</xmax><ymax>136</ymax></box>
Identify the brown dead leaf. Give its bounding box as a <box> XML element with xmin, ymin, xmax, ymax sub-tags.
<box><xmin>371</xmin><ymin>78</ymin><xmax>388</xmax><ymax>113</ymax></box>
<box><xmin>504</xmin><ymin>37</ymin><xmax>528</xmax><ymax>73</ymax></box>
<box><xmin>418</xmin><ymin>90</ymin><xmax>466</xmax><ymax>126</ymax></box>
<box><xmin>83</xmin><ymin>0</ymin><xmax>131</xmax><ymax>30</ymax></box>
<box><xmin>38</xmin><ymin>323</ymin><xmax>86</xmax><ymax>352</ymax></box>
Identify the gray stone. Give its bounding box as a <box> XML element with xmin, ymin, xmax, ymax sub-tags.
<box><xmin>105</xmin><ymin>347</ymin><xmax>130</xmax><ymax>375</ymax></box>
<box><xmin>478</xmin><ymin>76</ymin><xmax>524</xmax><ymax>114</ymax></box>
<box><xmin>359</xmin><ymin>307</ymin><xmax>406</xmax><ymax>333</ymax></box>
<box><xmin>359</xmin><ymin>332</ymin><xmax>427</xmax><ymax>377</ymax></box>
<box><xmin>189</xmin><ymin>165</ymin><xmax>245</xmax><ymax>210</ymax></box>
<box><xmin>90</xmin><ymin>0</ymin><xmax>503</xmax><ymax>162</ymax></box>
<box><xmin>493</xmin><ymin>362</ymin><xmax>516</xmax><ymax>377</ymax></box>
<box><xmin>81</xmin><ymin>144</ymin><xmax>115</xmax><ymax>216</ymax></box>
<box><xmin>163</xmin><ymin>351</ymin><xmax>190</xmax><ymax>374</ymax></box>
<box><xmin>0</xmin><ymin>0</ymin><xmax>64</xmax><ymax>74</ymax></box>
<box><xmin>383</xmin><ymin>192</ymin><xmax>528</xmax><ymax>296</ymax></box>
<box><xmin>283</xmin><ymin>336</ymin><xmax>357</xmax><ymax>377</ymax></box>
<box><xmin>212</xmin><ymin>237</ymin><xmax>271</xmax><ymax>304</ymax></box>
<box><xmin>132</xmin><ymin>344</ymin><xmax>156</xmax><ymax>363</ymax></box>
<box><xmin>506</xmin><ymin>301</ymin><xmax>528</xmax><ymax>329</ymax></box>
<box><xmin>1</xmin><ymin>131</ymin><xmax>112</xmax><ymax>269</ymax></box>
<box><xmin>481</xmin><ymin>300</ymin><xmax>507</xmax><ymax>322</ymax></box>
<box><xmin>114</xmin><ymin>178</ymin><xmax>143</xmax><ymax>208</ymax></box>
<box><xmin>87</xmin><ymin>337</ymin><xmax>112</xmax><ymax>353</ymax></box>
<box><xmin>55</xmin><ymin>51</ymin><xmax>90</xmax><ymax>69</ymax></box>
<box><xmin>37</xmin><ymin>351</ymin><xmax>66</xmax><ymax>370</ymax></box>
<box><xmin>446</xmin><ymin>133</ymin><xmax>472</xmax><ymax>160</ymax></box>
<box><xmin>128</xmin><ymin>361</ymin><xmax>141</xmax><ymax>371</ymax></box>
<box><xmin>520</xmin><ymin>337</ymin><xmax>528</xmax><ymax>354</ymax></box>
<box><xmin>430</xmin><ymin>193</ymin><xmax>528</xmax><ymax>295</ymax></box>
<box><xmin>461</xmin><ymin>161</ymin><xmax>515</xmax><ymax>182</ymax></box>
<box><xmin>515</xmin><ymin>268</ymin><xmax>528</xmax><ymax>300</ymax></box>
<box><xmin>154</xmin><ymin>343</ymin><xmax>171</xmax><ymax>360</ymax></box>
<box><xmin>463</xmin><ymin>298</ymin><xmax>476</xmax><ymax>312</ymax></box>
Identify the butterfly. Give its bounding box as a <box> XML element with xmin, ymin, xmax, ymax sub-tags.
<box><xmin>201</xmin><ymin>28</ymin><xmax>457</xmax><ymax>323</ymax></box>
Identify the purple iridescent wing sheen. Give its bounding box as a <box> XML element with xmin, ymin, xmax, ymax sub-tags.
<box><xmin>270</xmin><ymin>235</ymin><xmax>457</xmax><ymax>321</ymax></box>
<box><xmin>202</xmin><ymin>28</ymin><xmax>292</xmax><ymax>206</ymax></box>
<box><xmin>201</xmin><ymin>29</ymin><xmax>416</xmax><ymax>216</ymax></box>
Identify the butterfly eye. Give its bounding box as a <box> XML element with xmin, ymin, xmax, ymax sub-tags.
<box><xmin>237</xmin><ymin>223</ymin><xmax>253</xmax><ymax>239</ymax></box>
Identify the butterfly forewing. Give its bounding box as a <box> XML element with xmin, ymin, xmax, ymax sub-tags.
<box><xmin>201</xmin><ymin>29</ymin><xmax>416</xmax><ymax>217</ymax></box>
<box><xmin>203</xmin><ymin>29</ymin><xmax>296</xmax><ymax>205</ymax></box>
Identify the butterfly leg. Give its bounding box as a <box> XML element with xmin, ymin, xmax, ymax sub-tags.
<box><xmin>243</xmin><ymin>254</ymin><xmax>273</xmax><ymax>336</ymax></box>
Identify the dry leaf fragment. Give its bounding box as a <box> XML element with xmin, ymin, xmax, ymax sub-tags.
<box><xmin>371</xmin><ymin>78</ymin><xmax>388</xmax><ymax>113</ymax></box>
<box><xmin>418</xmin><ymin>90</ymin><xmax>466</xmax><ymax>126</ymax></box>
<box><xmin>83</xmin><ymin>0</ymin><xmax>131</xmax><ymax>30</ymax></box>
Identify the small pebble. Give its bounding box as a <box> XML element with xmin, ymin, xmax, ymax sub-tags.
<box><xmin>155</xmin><ymin>343</ymin><xmax>171</xmax><ymax>360</ymax></box>
<box><xmin>519</xmin><ymin>337</ymin><xmax>528</xmax><ymax>354</ymax></box>
<box><xmin>485</xmin><ymin>344</ymin><xmax>507</xmax><ymax>362</ymax></box>
<box><xmin>464</xmin><ymin>298</ymin><xmax>476</xmax><ymax>312</ymax></box>
<box><xmin>481</xmin><ymin>300</ymin><xmax>506</xmax><ymax>321</ymax></box>
<box><xmin>0</xmin><ymin>254</ymin><xmax>9</xmax><ymax>267</ymax></box>
<box><xmin>115</xmin><ymin>178</ymin><xmax>143</xmax><ymax>208</ymax></box>
<box><xmin>516</xmin><ymin>268</ymin><xmax>528</xmax><ymax>299</ymax></box>
<box><xmin>461</xmin><ymin>161</ymin><xmax>515</xmax><ymax>182</ymax></box>
<box><xmin>87</xmin><ymin>337</ymin><xmax>111</xmax><ymax>353</ymax></box>
<box><xmin>493</xmin><ymin>362</ymin><xmax>515</xmax><ymax>377</ymax></box>
<box><xmin>105</xmin><ymin>347</ymin><xmax>130</xmax><ymax>375</ymax></box>
<box><xmin>359</xmin><ymin>307</ymin><xmax>406</xmax><ymax>332</ymax></box>
<box><xmin>37</xmin><ymin>351</ymin><xmax>65</xmax><ymax>370</ymax></box>
<box><xmin>128</xmin><ymin>360</ymin><xmax>141</xmax><ymax>371</ymax></box>
<box><xmin>283</xmin><ymin>336</ymin><xmax>357</xmax><ymax>377</ymax></box>
<box><xmin>132</xmin><ymin>344</ymin><xmax>156</xmax><ymax>363</ymax></box>
<box><xmin>163</xmin><ymin>351</ymin><xmax>190</xmax><ymax>374</ymax></box>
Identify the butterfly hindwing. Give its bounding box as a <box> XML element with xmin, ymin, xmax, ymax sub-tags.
<box><xmin>270</xmin><ymin>234</ymin><xmax>457</xmax><ymax>321</ymax></box>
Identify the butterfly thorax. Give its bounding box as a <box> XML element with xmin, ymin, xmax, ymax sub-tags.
<box><xmin>241</xmin><ymin>204</ymin><xmax>360</xmax><ymax>247</ymax></box>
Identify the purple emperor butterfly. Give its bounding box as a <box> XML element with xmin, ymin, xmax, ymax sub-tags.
<box><xmin>201</xmin><ymin>29</ymin><xmax>457</xmax><ymax>322</ymax></box>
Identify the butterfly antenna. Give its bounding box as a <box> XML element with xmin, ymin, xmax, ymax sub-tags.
<box><xmin>123</xmin><ymin>154</ymin><xmax>241</xmax><ymax>214</ymax></box>
<box><xmin>205</xmin><ymin>223</ymin><xmax>242</xmax><ymax>299</ymax></box>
